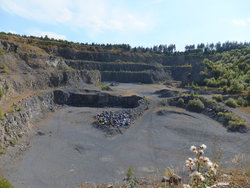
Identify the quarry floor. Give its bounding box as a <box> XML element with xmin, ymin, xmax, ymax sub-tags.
<box><xmin>1</xmin><ymin>83</ymin><xmax>250</xmax><ymax>188</ymax></box>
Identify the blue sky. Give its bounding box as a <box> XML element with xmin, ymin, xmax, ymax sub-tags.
<box><xmin>0</xmin><ymin>0</ymin><xmax>250</xmax><ymax>50</ymax></box>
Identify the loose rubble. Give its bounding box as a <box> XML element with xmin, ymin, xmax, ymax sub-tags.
<box><xmin>94</xmin><ymin>99</ymin><xmax>149</xmax><ymax>135</ymax></box>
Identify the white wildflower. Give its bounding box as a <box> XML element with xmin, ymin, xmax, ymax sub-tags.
<box><xmin>183</xmin><ymin>184</ymin><xmax>191</xmax><ymax>188</ymax></box>
<box><xmin>199</xmin><ymin>150</ymin><xmax>204</xmax><ymax>155</ymax></box>
<box><xmin>188</xmin><ymin>158</ymin><xmax>193</xmax><ymax>162</ymax></box>
<box><xmin>190</xmin><ymin>171</ymin><xmax>201</xmax><ymax>177</ymax></box>
<box><xmin>207</xmin><ymin>161</ymin><xmax>213</xmax><ymax>168</ymax></box>
<box><xmin>213</xmin><ymin>163</ymin><xmax>219</xmax><ymax>169</ymax></box>
<box><xmin>190</xmin><ymin>171</ymin><xmax>205</xmax><ymax>181</ymax></box>
<box><xmin>203</xmin><ymin>157</ymin><xmax>210</xmax><ymax>163</ymax></box>
<box><xmin>200</xmin><ymin>174</ymin><xmax>205</xmax><ymax>181</ymax></box>
<box><xmin>210</xmin><ymin>167</ymin><xmax>217</xmax><ymax>175</ymax></box>
<box><xmin>200</xmin><ymin>144</ymin><xmax>207</xmax><ymax>150</ymax></box>
<box><xmin>190</xmin><ymin>145</ymin><xmax>197</xmax><ymax>153</ymax></box>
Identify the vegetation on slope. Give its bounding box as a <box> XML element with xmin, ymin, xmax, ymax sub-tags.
<box><xmin>199</xmin><ymin>47</ymin><xmax>250</xmax><ymax>93</ymax></box>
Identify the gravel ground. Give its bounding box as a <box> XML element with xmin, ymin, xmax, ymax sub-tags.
<box><xmin>0</xmin><ymin>84</ymin><xmax>249</xmax><ymax>188</ymax></box>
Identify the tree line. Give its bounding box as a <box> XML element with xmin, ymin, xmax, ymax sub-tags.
<box><xmin>1</xmin><ymin>32</ymin><xmax>250</xmax><ymax>55</ymax></box>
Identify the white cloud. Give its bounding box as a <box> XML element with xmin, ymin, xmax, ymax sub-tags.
<box><xmin>232</xmin><ymin>17</ymin><xmax>250</xmax><ymax>26</ymax></box>
<box><xmin>0</xmin><ymin>0</ymin><xmax>153</xmax><ymax>35</ymax></box>
<box><xmin>28</xmin><ymin>30</ymin><xmax>67</xmax><ymax>40</ymax></box>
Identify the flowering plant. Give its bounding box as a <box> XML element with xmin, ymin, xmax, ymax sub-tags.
<box><xmin>183</xmin><ymin>144</ymin><xmax>219</xmax><ymax>188</ymax></box>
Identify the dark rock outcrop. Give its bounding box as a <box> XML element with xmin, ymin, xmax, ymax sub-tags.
<box><xmin>54</xmin><ymin>89</ymin><xmax>142</xmax><ymax>108</ymax></box>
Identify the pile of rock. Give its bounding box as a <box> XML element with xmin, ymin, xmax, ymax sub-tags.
<box><xmin>94</xmin><ymin>98</ymin><xmax>149</xmax><ymax>135</ymax></box>
<box><xmin>96</xmin><ymin>110</ymin><xmax>132</xmax><ymax>128</ymax></box>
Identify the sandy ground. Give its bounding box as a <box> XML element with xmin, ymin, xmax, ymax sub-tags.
<box><xmin>0</xmin><ymin>84</ymin><xmax>250</xmax><ymax>188</ymax></box>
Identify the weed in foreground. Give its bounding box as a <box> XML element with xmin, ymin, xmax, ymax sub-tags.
<box><xmin>183</xmin><ymin>144</ymin><xmax>219</xmax><ymax>188</ymax></box>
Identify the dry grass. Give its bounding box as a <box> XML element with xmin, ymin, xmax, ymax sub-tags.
<box><xmin>238</xmin><ymin>106</ymin><xmax>250</xmax><ymax>115</ymax></box>
<box><xmin>217</xmin><ymin>169</ymin><xmax>250</xmax><ymax>188</ymax></box>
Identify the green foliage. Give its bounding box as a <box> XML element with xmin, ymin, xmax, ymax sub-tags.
<box><xmin>212</xmin><ymin>94</ymin><xmax>223</xmax><ymax>102</ymax></box>
<box><xmin>177</xmin><ymin>98</ymin><xmax>185</xmax><ymax>107</ymax></box>
<box><xmin>0</xmin><ymin>109</ymin><xmax>5</xmax><ymax>121</ymax></box>
<box><xmin>0</xmin><ymin>148</ymin><xmax>6</xmax><ymax>154</ymax></box>
<box><xmin>186</xmin><ymin>99</ymin><xmax>205</xmax><ymax>112</ymax></box>
<box><xmin>101</xmin><ymin>85</ymin><xmax>111</xmax><ymax>91</ymax></box>
<box><xmin>0</xmin><ymin>65</ymin><xmax>9</xmax><ymax>74</ymax></box>
<box><xmin>145</xmin><ymin>105</ymin><xmax>150</xmax><ymax>110</ymax></box>
<box><xmin>236</xmin><ymin>97</ymin><xmax>248</xmax><ymax>106</ymax></box>
<box><xmin>126</xmin><ymin>167</ymin><xmax>139</xmax><ymax>188</ymax></box>
<box><xmin>8</xmin><ymin>105</ymin><xmax>22</xmax><ymax>114</ymax></box>
<box><xmin>225</xmin><ymin>98</ymin><xmax>238</xmax><ymax>108</ymax></box>
<box><xmin>99</xmin><ymin>82</ymin><xmax>111</xmax><ymax>91</ymax></box>
<box><xmin>0</xmin><ymin>89</ymin><xmax>5</xmax><ymax>99</ymax></box>
<box><xmin>201</xmin><ymin>48</ymin><xmax>250</xmax><ymax>93</ymax></box>
<box><xmin>0</xmin><ymin>177</ymin><xmax>13</xmax><ymax>188</ymax></box>
<box><xmin>247</xmin><ymin>89</ymin><xmax>250</xmax><ymax>101</ymax></box>
<box><xmin>63</xmin><ymin>67</ymin><xmax>75</xmax><ymax>72</ymax></box>
<box><xmin>228</xmin><ymin>116</ymin><xmax>247</xmax><ymax>128</ymax></box>
<box><xmin>217</xmin><ymin>112</ymin><xmax>247</xmax><ymax>128</ymax></box>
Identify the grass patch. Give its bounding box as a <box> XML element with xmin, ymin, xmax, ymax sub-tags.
<box><xmin>225</xmin><ymin>98</ymin><xmax>238</xmax><ymax>108</ymax></box>
<box><xmin>212</xmin><ymin>94</ymin><xmax>223</xmax><ymax>102</ymax></box>
<box><xmin>0</xmin><ymin>148</ymin><xmax>6</xmax><ymax>154</ymax></box>
<box><xmin>0</xmin><ymin>65</ymin><xmax>9</xmax><ymax>74</ymax></box>
<box><xmin>0</xmin><ymin>177</ymin><xmax>13</xmax><ymax>188</ymax></box>
<box><xmin>145</xmin><ymin>105</ymin><xmax>150</xmax><ymax>110</ymax></box>
<box><xmin>236</xmin><ymin>97</ymin><xmax>248</xmax><ymax>107</ymax></box>
<box><xmin>99</xmin><ymin>82</ymin><xmax>111</xmax><ymax>91</ymax></box>
<box><xmin>218</xmin><ymin>112</ymin><xmax>247</xmax><ymax>129</ymax></box>
<box><xmin>177</xmin><ymin>98</ymin><xmax>184</xmax><ymax>107</ymax></box>
<box><xmin>186</xmin><ymin>99</ymin><xmax>205</xmax><ymax>112</ymax></box>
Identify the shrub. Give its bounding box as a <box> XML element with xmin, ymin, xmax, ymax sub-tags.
<box><xmin>236</xmin><ymin>97</ymin><xmax>248</xmax><ymax>106</ymax></box>
<box><xmin>1</xmin><ymin>65</ymin><xmax>9</xmax><ymax>74</ymax></box>
<box><xmin>145</xmin><ymin>105</ymin><xmax>150</xmax><ymax>110</ymax></box>
<box><xmin>229</xmin><ymin>116</ymin><xmax>247</xmax><ymax>128</ymax></box>
<box><xmin>0</xmin><ymin>109</ymin><xmax>5</xmax><ymax>121</ymax></box>
<box><xmin>0</xmin><ymin>89</ymin><xmax>5</xmax><ymax>99</ymax></box>
<box><xmin>212</xmin><ymin>94</ymin><xmax>223</xmax><ymax>102</ymax></box>
<box><xmin>0</xmin><ymin>177</ymin><xmax>13</xmax><ymax>188</ymax></box>
<box><xmin>125</xmin><ymin>167</ymin><xmax>138</xmax><ymax>188</ymax></box>
<box><xmin>101</xmin><ymin>85</ymin><xmax>111</xmax><ymax>91</ymax></box>
<box><xmin>177</xmin><ymin>98</ymin><xmax>185</xmax><ymax>107</ymax></box>
<box><xmin>225</xmin><ymin>98</ymin><xmax>238</xmax><ymax>108</ymax></box>
<box><xmin>186</xmin><ymin>99</ymin><xmax>205</xmax><ymax>112</ymax></box>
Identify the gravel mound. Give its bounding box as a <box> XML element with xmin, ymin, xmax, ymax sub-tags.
<box><xmin>94</xmin><ymin>99</ymin><xmax>149</xmax><ymax>135</ymax></box>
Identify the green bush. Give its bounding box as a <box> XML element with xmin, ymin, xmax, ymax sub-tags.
<box><xmin>145</xmin><ymin>105</ymin><xmax>150</xmax><ymax>110</ymax></box>
<box><xmin>101</xmin><ymin>85</ymin><xmax>111</xmax><ymax>91</ymax></box>
<box><xmin>1</xmin><ymin>65</ymin><xmax>9</xmax><ymax>74</ymax></box>
<box><xmin>0</xmin><ymin>177</ymin><xmax>13</xmax><ymax>188</ymax></box>
<box><xmin>177</xmin><ymin>98</ymin><xmax>185</xmax><ymax>107</ymax></box>
<box><xmin>212</xmin><ymin>94</ymin><xmax>223</xmax><ymax>102</ymax></box>
<box><xmin>225</xmin><ymin>98</ymin><xmax>238</xmax><ymax>108</ymax></box>
<box><xmin>236</xmin><ymin>97</ymin><xmax>248</xmax><ymax>106</ymax></box>
<box><xmin>229</xmin><ymin>116</ymin><xmax>247</xmax><ymax>128</ymax></box>
<box><xmin>217</xmin><ymin>112</ymin><xmax>232</xmax><ymax>120</ymax></box>
<box><xmin>186</xmin><ymin>99</ymin><xmax>205</xmax><ymax>112</ymax></box>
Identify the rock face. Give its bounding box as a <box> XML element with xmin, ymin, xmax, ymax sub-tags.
<box><xmin>0</xmin><ymin>40</ymin><xmax>18</xmax><ymax>53</ymax></box>
<box><xmin>154</xmin><ymin>89</ymin><xmax>180</xmax><ymax>98</ymax></box>
<box><xmin>54</xmin><ymin>89</ymin><xmax>142</xmax><ymax>108</ymax></box>
<box><xmin>101</xmin><ymin>69</ymin><xmax>170</xmax><ymax>84</ymax></box>
<box><xmin>0</xmin><ymin>92</ymin><xmax>58</xmax><ymax>147</ymax></box>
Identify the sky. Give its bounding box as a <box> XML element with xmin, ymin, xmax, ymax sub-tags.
<box><xmin>0</xmin><ymin>0</ymin><xmax>250</xmax><ymax>51</ymax></box>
